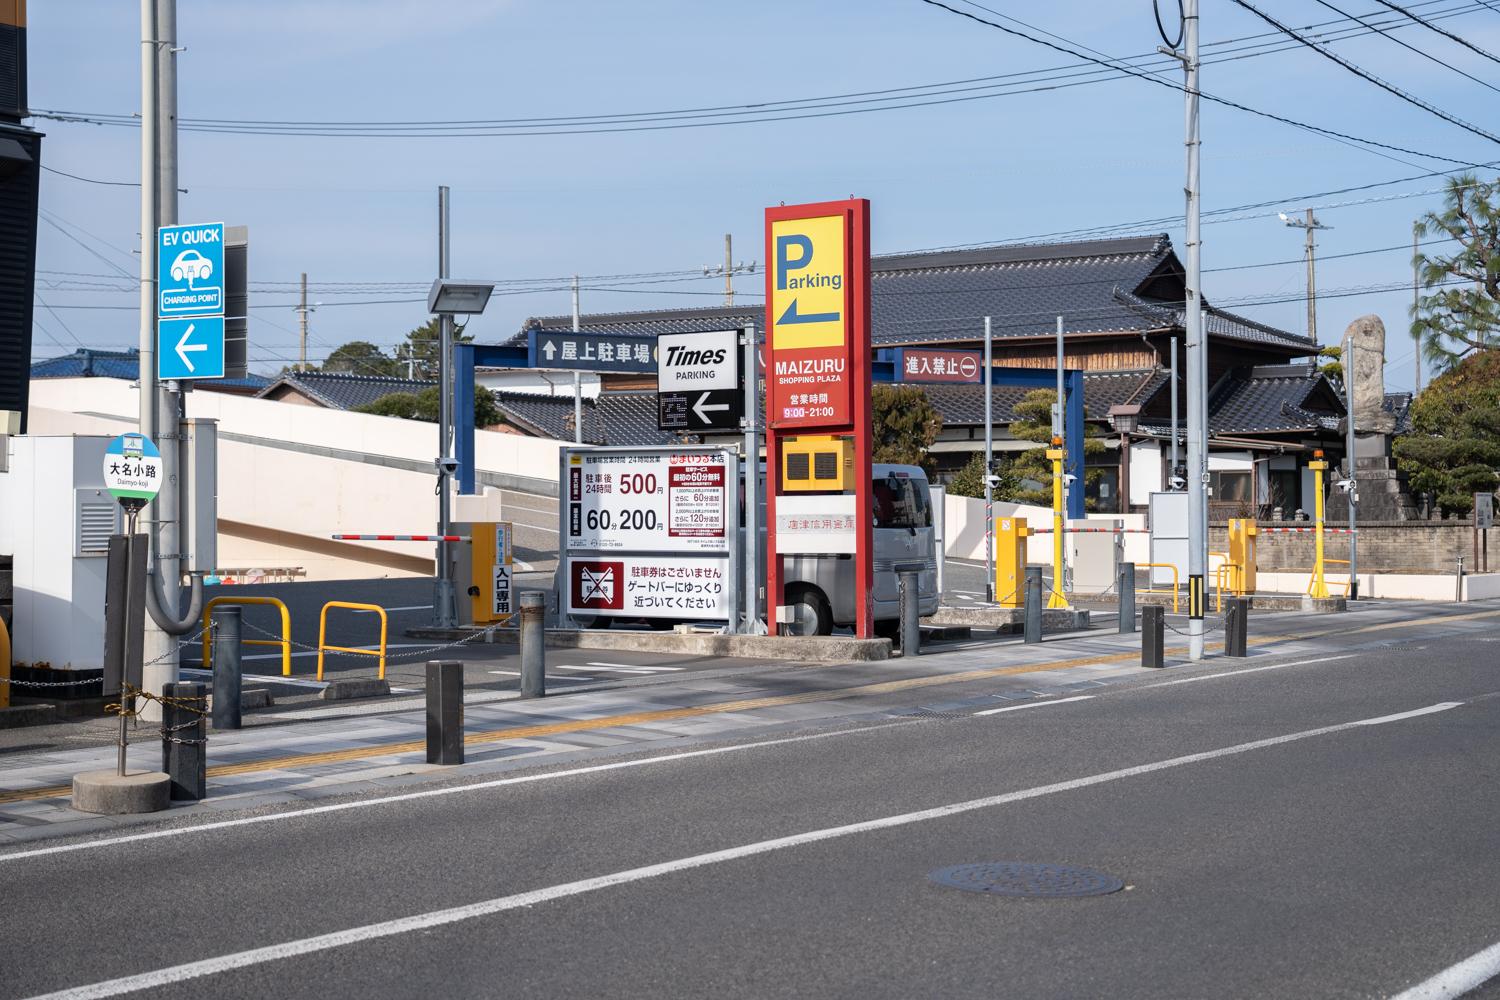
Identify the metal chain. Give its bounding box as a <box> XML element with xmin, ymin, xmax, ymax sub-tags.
<box><xmin>0</xmin><ymin>627</ymin><xmax>207</xmax><ymax>688</ymax></box>
<box><xmin>238</xmin><ymin>619</ymin><xmax>501</xmax><ymax>663</ymax></box>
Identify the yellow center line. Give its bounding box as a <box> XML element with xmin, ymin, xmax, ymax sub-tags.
<box><xmin>5</xmin><ymin>607</ymin><xmax>1496</xmax><ymax>808</ymax></box>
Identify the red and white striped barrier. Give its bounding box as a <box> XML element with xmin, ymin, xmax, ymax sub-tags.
<box><xmin>1259</xmin><ymin>527</ymin><xmax>1357</xmax><ymax>535</ymax></box>
<box><xmin>1026</xmin><ymin>527</ymin><xmax>1149</xmax><ymax>534</ymax></box>
<box><xmin>331</xmin><ymin>534</ymin><xmax>471</xmax><ymax>542</ymax></box>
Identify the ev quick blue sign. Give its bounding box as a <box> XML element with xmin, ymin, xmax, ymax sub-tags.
<box><xmin>157</xmin><ymin>222</ymin><xmax>226</xmax><ymax>380</ymax></box>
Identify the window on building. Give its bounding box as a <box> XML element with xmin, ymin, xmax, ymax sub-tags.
<box><xmin>1209</xmin><ymin>470</ymin><xmax>1252</xmax><ymax>503</ymax></box>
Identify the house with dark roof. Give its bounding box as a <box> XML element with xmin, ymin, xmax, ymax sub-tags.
<box><xmin>257</xmin><ymin>371</ymin><xmax>436</xmax><ymax>409</ymax></box>
<box><xmin>500</xmin><ymin>234</ymin><xmax>1343</xmax><ymax>515</ymax></box>
<box><xmin>31</xmin><ymin>348</ymin><xmax>272</xmax><ymax>396</ymax></box>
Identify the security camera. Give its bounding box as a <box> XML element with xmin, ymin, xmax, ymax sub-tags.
<box><xmin>1334</xmin><ymin>478</ymin><xmax>1354</xmax><ymax>494</ymax></box>
<box><xmin>435</xmin><ymin>456</ymin><xmax>460</xmax><ymax>476</ymax></box>
<box><xmin>1063</xmin><ymin>474</ymin><xmax>1078</xmax><ymax>486</ymax></box>
<box><xmin>985</xmin><ymin>474</ymin><xmax>1002</xmax><ymax>487</ymax></box>
<box><xmin>1168</xmin><ymin>476</ymin><xmax>1186</xmax><ymax>491</ymax></box>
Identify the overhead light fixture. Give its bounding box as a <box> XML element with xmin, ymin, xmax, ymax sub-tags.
<box><xmin>428</xmin><ymin>279</ymin><xmax>496</xmax><ymax>315</ymax></box>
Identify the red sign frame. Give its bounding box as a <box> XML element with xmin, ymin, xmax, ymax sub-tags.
<box><xmin>764</xmin><ymin>199</ymin><xmax>874</xmax><ymax>638</ymax></box>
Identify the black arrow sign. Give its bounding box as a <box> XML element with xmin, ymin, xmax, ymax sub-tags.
<box><xmin>658</xmin><ymin>389</ymin><xmax>744</xmax><ymax>432</ymax></box>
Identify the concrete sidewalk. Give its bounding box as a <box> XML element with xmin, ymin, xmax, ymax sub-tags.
<box><xmin>2</xmin><ymin>599</ymin><xmax>1481</xmax><ymax>844</ymax></box>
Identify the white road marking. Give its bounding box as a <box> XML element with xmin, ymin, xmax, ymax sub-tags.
<box><xmin>486</xmin><ymin>670</ymin><xmax>585</xmax><ymax>683</ymax></box>
<box><xmin>585</xmin><ymin>662</ymin><xmax>684</xmax><ymax>672</ymax></box>
<box><xmin>972</xmin><ymin>695</ymin><xmax>1096</xmax><ymax>716</ymax></box>
<box><xmin>0</xmin><ymin>724</ymin><xmax>913</xmax><ymax>866</ymax></box>
<box><xmin>1141</xmin><ymin>655</ymin><xmax>1356</xmax><ymax>688</ymax></box>
<box><xmin>179</xmin><ymin>668</ymin><xmax>327</xmax><ymax>691</ymax></box>
<box><xmin>1390</xmin><ymin>940</ymin><xmax>1500</xmax><ymax>1000</ymax></box>
<box><xmin>12</xmin><ymin>703</ymin><xmax>1464</xmax><ymax>998</ymax></box>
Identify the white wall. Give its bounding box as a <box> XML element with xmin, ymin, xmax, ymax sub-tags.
<box><xmin>0</xmin><ymin>436</ymin><xmax>112</xmax><ymax>668</ymax></box>
<box><xmin>1256</xmin><ymin>570</ymin><xmax>1500</xmax><ymax>602</ymax></box>
<box><xmin>477</xmin><ymin>370</ymin><xmax>602</xmax><ymax>398</ymax></box>
<box><xmin>24</xmin><ymin>379</ymin><xmax>571</xmax><ymax>582</ymax></box>
<box><xmin>941</xmin><ymin>492</ymin><xmax>1148</xmax><ymax>565</ymax></box>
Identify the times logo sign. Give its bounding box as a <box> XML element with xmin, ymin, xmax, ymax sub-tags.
<box><xmin>657</xmin><ymin>330</ymin><xmax>738</xmax><ymax>391</ymax></box>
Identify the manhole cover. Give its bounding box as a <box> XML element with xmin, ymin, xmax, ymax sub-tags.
<box><xmin>929</xmin><ymin>862</ymin><xmax>1125</xmax><ymax>898</ymax></box>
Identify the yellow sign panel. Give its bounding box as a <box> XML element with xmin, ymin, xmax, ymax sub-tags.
<box><xmin>770</xmin><ymin>215</ymin><xmax>847</xmax><ymax>351</ymax></box>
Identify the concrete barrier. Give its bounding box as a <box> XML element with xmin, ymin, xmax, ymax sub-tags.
<box><xmin>407</xmin><ymin>626</ymin><xmax>892</xmax><ymax>663</ymax></box>
<box><xmin>320</xmin><ymin>678</ymin><xmax>392</xmax><ymax>701</ymax></box>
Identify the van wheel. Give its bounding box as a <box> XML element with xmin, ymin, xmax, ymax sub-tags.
<box><xmin>784</xmin><ymin>586</ymin><xmax>832</xmax><ymax>637</ymax></box>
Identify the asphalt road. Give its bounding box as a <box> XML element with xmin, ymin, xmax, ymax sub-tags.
<box><xmin>5</xmin><ymin>610</ymin><xmax>1500</xmax><ymax>998</ymax></box>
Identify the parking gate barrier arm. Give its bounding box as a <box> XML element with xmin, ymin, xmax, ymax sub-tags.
<box><xmin>201</xmin><ymin>596</ymin><xmax>292</xmax><ymax>677</ymax></box>
<box><xmin>317</xmin><ymin>601</ymin><xmax>388</xmax><ymax>681</ymax></box>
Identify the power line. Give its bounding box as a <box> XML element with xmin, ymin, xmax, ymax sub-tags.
<box><xmin>41</xmin><ymin>165</ymin><xmax>140</xmax><ymax>187</ymax></box>
<box><xmin>918</xmin><ymin>0</ymin><xmax>1484</xmax><ymax>168</ymax></box>
<box><xmin>1307</xmin><ymin>0</ymin><xmax>1500</xmax><ymax>94</ymax></box>
<box><xmin>1369</xmin><ymin>0</ymin><xmax>1500</xmax><ymax>63</ymax></box>
<box><xmin>1227</xmin><ymin>0</ymin><xmax>1500</xmax><ymax>146</ymax></box>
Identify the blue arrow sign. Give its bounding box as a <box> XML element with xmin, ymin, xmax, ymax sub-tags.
<box><xmin>158</xmin><ymin>317</ymin><xmax>226</xmax><ymax>380</ymax></box>
<box><xmin>776</xmin><ymin>299</ymin><xmax>841</xmax><ymax>326</ymax></box>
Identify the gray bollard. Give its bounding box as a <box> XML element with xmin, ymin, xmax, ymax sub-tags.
<box><xmin>1023</xmin><ymin>566</ymin><xmax>1043</xmax><ymax>644</ymax></box>
<box><xmin>520</xmin><ymin>591</ymin><xmax>546</xmax><ymax>699</ymax></box>
<box><xmin>897</xmin><ymin>563</ymin><xmax>922</xmax><ymax>657</ymax></box>
<box><xmin>1118</xmin><ymin>560</ymin><xmax>1136</xmax><ymax>635</ymax></box>
<box><xmin>1225</xmin><ymin>597</ymin><xmax>1249</xmax><ymax>657</ymax></box>
<box><xmin>161</xmin><ymin>680</ymin><xmax>206</xmax><ymax>801</ymax></box>
<box><xmin>1141</xmin><ymin>604</ymin><xmax>1165</xmax><ymax>668</ymax></box>
<box><xmin>425</xmin><ymin>660</ymin><xmax>464</xmax><ymax>765</ymax></box>
<box><xmin>211</xmin><ymin>606</ymin><xmax>242</xmax><ymax>730</ymax></box>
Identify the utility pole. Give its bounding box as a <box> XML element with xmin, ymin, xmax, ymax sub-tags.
<box><xmin>571</xmin><ymin>275</ymin><xmax>583</xmax><ymax>444</ymax></box>
<box><xmin>1413</xmin><ymin>221</ymin><xmax>1422</xmax><ymax>392</ymax></box>
<box><xmin>1345</xmin><ymin>338</ymin><xmax>1359</xmax><ymax>600</ymax></box>
<box><xmin>434</xmin><ymin>186</ymin><xmax>456</xmax><ymax>628</ymax></box>
<box><xmin>705</xmin><ymin>236</ymin><xmax>755</xmax><ymax>308</ymax></box>
<box><xmin>1180</xmin><ymin>0</ymin><xmax>1208</xmax><ymax>660</ymax></box>
<box><xmin>138</xmin><ymin>0</ymin><xmax>166</xmax><ymax>700</ymax></box>
<box><xmin>1282</xmin><ymin>209</ymin><xmax>1331</xmax><ymax>342</ymax></box>
<box><xmin>299</xmin><ymin>272</ymin><xmax>308</xmax><ymax>372</ymax></box>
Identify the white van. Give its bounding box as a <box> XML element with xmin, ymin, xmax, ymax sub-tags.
<box><xmin>779</xmin><ymin>463</ymin><xmax>940</xmax><ymax>636</ymax></box>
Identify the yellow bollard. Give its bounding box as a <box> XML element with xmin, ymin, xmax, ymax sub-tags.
<box><xmin>1308</xmin><ymin>452</ymin><xmax>1330</xmax><ymax>599</ymax></box>
<box><xmin>1046</xmin><ymin>440</ymin><xmax>1069</xmax><ymax>609</ymax></box>
<box><xmin>993</xmin><ymin>517</ymin><xmax>1029</xmax><ymax>608</ymax></box>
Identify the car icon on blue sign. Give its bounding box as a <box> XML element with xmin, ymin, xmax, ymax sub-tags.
<box><xmin>171</xmin><ymin>249</ymin><xmax>214</xmax><ymax>283</ymax></box>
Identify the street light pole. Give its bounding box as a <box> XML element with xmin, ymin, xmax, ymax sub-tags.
<box><xmin>984</xmin><ymin>316</ymin><xmax>994</xmax><ymax>602</ymax></box>
<box><xmin>434</xmin><ymin>186</ymin><xmax>456</xmax><ymax>628</ymax></box>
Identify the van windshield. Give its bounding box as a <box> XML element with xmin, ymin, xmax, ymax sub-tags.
<box><xmin>872</xmin><ymin>475</ymin><xmax>931</xmax><ymax>529</ymax></box>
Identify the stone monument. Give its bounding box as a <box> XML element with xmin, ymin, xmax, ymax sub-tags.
<box><xmin>1327</xmin><ymin>314</ymin><xmax>1419</xmax><ymax>521</ymax></box>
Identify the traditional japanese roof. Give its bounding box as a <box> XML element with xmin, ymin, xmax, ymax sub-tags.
<box><xmin>1203</xmin><ymin>364</ymin><xmax>1346</xmax><ymax>435</ymax></box>
<box><xmin>491</xmin><ymin>389</ymin><xmax>681</xmax><ymax>448</ymax></box>
<box><xmin>256</xmin><ymin>371</ymin><xmax>434</xmax><ymax>410</ymax></box>
<box><xmin>31</xmin><ymin>348</ymin><xmax>272</xmax><ymax>392</ymax></box>
<box><xmin>1383</xmin><ymin>391</ymin><xmax>1414</xmax><ymax>435</ymax></box>
<box><xmin>505</xmin><ymin>234</ymin><xmax>1316</xmax><ymax>356</ymax></box>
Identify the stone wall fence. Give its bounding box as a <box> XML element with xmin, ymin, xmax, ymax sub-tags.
<box><xmin>1210</xmin><ymin>520</ymin><xmax>1499</xmax><ymax>575</ymax></box>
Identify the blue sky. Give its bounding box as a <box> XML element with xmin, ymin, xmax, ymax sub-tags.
<box><xmin>25</xmin><ymin>0</ymin><xmax>1500</xmax><ymax>391</ymax></box>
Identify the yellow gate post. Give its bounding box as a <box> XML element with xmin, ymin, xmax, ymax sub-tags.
<box><xmin>1046</xmin><ymin>438</ymin><xmax>1069</xmax><ymax>609</ymax></box>
<box><xmin>1227</xmin><ymin>518</ymin><xmax>1258</xmax><ymax>595</ymax></box>
<box><xmin>1308</xmin><ymin>451</ymin><xmax>1331</xmax><ymax>599</ymax></box>
<box><xmin>470</xmin><ymin>521</ymin><xmax>515</xmax><ymax>625</ymax></box>
<box><xmin>993</xmin><ymin>516</ymin><xmax>1029</xmax><ymax>608</ymax></box>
